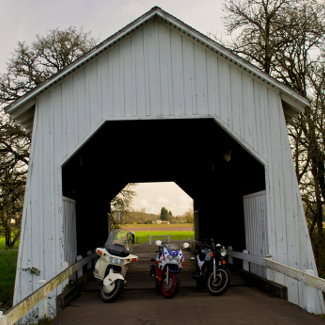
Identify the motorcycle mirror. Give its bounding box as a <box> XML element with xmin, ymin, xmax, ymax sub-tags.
<box><xmin>191</xmin><ymin>257</ymin><xmax>195</xmax><ymax>261</ymax></box>
<box><xmin>183</xmin><ymin>243</ymin><xmax>189</xmax><ymax>249</ymax></box>
<box><xmin>156</xmin><ymin>240</ymin><xmax>162</xmax><ymax>246</ymax></box>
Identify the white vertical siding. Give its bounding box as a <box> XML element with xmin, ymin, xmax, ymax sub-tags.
<box><xmin>14</xmin><ymin>17</ymin><xmax>324</xmax><ymax>314</ymax></box>
<box><xmin>243</xmin><ymin>191</ymin><xmax>267</xmax><ymax>278</ymax></box>
<box><xmin>63</xmin><ymin>197</ymin><xmax>77</xmax><ymax>279</ymax></box>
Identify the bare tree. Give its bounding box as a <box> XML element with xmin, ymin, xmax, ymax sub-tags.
<box><xmin>221</xmin><ymin>0</ymin><xmax>325</xmax><ymax>266</ymax></box>
<box><xmin>0</xmin><ymin>26</ymin><xmax>97</xmax><ymax>104</ymax></box>
<box><xmin>111</xmin><ymin>183</ymin><xmax>138</xmax><ymax>213</ymax></box>
<box><xmin>0</xmin><ymin>27</ymin><xmax>97</xmax><ymax>248</ymax></box>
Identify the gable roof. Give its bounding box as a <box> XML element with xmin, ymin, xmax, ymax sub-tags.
<box><xmin>5</xmin><ymin>6</ymin><xmax>309</xmax><ymax>132</ymax></box>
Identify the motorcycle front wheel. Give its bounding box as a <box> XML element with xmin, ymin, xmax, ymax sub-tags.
<box><xmin>162</xmin><ymin>273</ymin><xmax>180</xmax><ymax>299</ymax></box>
<box><xmin>206</xmin><ymin>268</ymin><xmax>231</xmax><ymax>296</ymax></box>
<box><xmin>100</xmin><ymin>279</ymin><xmax>124</xmax><ymax>303</ymax></box>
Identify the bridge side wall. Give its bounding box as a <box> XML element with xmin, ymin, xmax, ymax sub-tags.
<box><xmin>13</xmin><ymin>18</ymin><xmax>324</xmax><ymax>314</ymax></box>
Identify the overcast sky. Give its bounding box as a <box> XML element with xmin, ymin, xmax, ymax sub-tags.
<box><xmin>131</xmin><ymin>182</ymin><xmax>193</xmax><ymax>216</ymax></box>
<box><xmin>0</xmin><ymin>0</ymin><xmax>226</xmax><ymax>73</ymax></box>
<box><xmin>1</xmin><ymin>0</ymin><xmax>227</xmax><ymax>216</ymax></box>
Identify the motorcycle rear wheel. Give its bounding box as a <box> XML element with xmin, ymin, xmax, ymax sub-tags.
<box><xmin>100</xmin><ymin>279</ymin><xmax>124</xmax><ymax>303</ymax></box>
<box><xmin>162</xmin><ymin>273</ymin><xmax>180</xmax><ymax>299</ymax></box>
<box><xmin>206</xmin><ymin>268</ymin><xmax>231</xmax><ymax>296</ymax></box>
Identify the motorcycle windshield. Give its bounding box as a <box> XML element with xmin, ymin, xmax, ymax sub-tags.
<box><xmin>104</xmin><ymin>229</ymin><xmax>131</xmax><ymax>257</ymax></box>
<box><xmin>163</xmin><ymin>243</ymin><xmax>181</xmax><ymax>251</ymax></box>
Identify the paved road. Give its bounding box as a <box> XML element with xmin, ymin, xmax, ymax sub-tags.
<box><xmin>51</xmin><ymin>242</ymin><xmax>325</xmax><ymax>325</ymax></box>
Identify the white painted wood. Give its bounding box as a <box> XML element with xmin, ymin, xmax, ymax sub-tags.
<box><xmin>1</xmin><ymin>254</ymin><xmax>96</xmax><ymax>325</ymax></box>
<box><xmin>11</xmin><ymin>16</ymin><xmax>324</xmax><ymax>315</ymax></box>
<box><xmin>61</xmin><ymin>263</ymin><xmax>69</xmax><ymax>289</ymax></box>
<box><xmin>226</xmin><ymin>250</ymin><xmax>264</xmax><ymax>266</ymax></box>
<box><xmin>37</xmin><ymin>280</ymin><xmax>47</xmax><ymax>322</ymax></box>
<box><xmin>243</xmin><ymin>250</ymin><xmax>250</xmax><ymax>271</ymax></box>
<box><xmin>63</xmin><ymin>197</ymin><xmax>77</xmax><ymax>270</ymax></box>
<box><xmin>243</xmin><ymin>191</ymin><xmax>268</xmax><ymax>277</ymax></box>
<box><xmin>77</xmin><ymin>256</ymin><xmax>83</xmax><ymax>279</ymax></box>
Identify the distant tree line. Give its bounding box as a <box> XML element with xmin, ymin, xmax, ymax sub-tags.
<box><xmin>117</xmin><ymin>206</ymin><xmax>194</xmax><ymax>224</ymax></box>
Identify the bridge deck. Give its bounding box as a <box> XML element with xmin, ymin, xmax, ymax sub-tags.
<box><xmin>51</xmin><ymin>242</ymin><xmax>325</xmax><ymax>325</ymax></box>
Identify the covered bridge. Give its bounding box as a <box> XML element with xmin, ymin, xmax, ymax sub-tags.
<box><xmin>5</xmin><ymin>7</ymin><xmax>325</xmax><ymax>315</ymax></box>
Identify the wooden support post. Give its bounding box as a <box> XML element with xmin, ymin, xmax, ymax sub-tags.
<box><xmin>149</xmin><ymin>236</ymin><xmax>152</xmax><ymax>246</ymax></box>
<box><xmin>0</xmin><ymin>311</ymin><xmax>6</xmax><ymax>325</ymax></box>
<box><xmin>61</xmin><ymin>262</ymin><xmax>69</xmax><ymax>289</ymax></box>
<box><xmin>37</xmin><ymin>280</ymin><xmax>47</xmax><ymax>324</ymax></box>
<box><xmin>87</xmin><ymin>251</ymin><xmax>92</xmax><ymax>270</ymax></box>
<box><xmin>242</xmin><ymin>250</ymin><xmax>249</xmax><ymax>271</ymax></box>
<box><xmin>77</xmin><ymin>255</ymin><xmax>83</xmax><ymax>279</ymax></box>
<box><xmin>304</xmin><ymin>269</ymin><xmax>316</xmax><ymax>314</ymax></box>
<box><xmin>168</xmin><ymin>234</ymin><xmax>170</xmax><ymax>243</ymax></box>
<box><xmin>227</xmin><ymin>246</ymin><xmax>233</xmax><ymax>264</ymax></box>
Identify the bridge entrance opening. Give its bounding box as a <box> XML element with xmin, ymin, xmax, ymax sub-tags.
<box><xmin>62</xmin><ymin>118</ymin><xmax>265</xmax><ymax>263</ymax></box>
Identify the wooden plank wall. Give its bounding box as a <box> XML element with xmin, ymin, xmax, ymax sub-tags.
<box><xmin>14</xmin><ymin>17</ymin><xmax>324</xmax><ymax>313</ymax></box>
<box><xmin>63</xmin><ymin>197</ymin><xmax>77</xmax><ymax>280</ymax></box>
<box><xmin>243</xmin><ymin>191</ymin><xmax>267</xmax><ymax>278</ymax></box>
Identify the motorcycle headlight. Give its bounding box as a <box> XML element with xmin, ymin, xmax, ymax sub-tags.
<box><xmin>174</xmin><ymin>256</ymin><xmax>181</xmax><ymax>263</ymax></box>
<box><xmin>166</xmin><ymin>255</ymin><xmax>173</xmax><ymax>262</ymax></box>
<box><xmin>220</xmin><ymin>247</ymin><xmax>227</xmax><ymax>257</ymax></box>
<box><xmin>109</xmin><ymin>256</ymin><xmax>124</xmax><ymax>265</ymax></box>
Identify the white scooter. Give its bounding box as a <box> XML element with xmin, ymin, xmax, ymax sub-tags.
<box><xmin>94</xmin><ymin>229</ymin><xmax>138</xmax><ymax>302</ymax></box>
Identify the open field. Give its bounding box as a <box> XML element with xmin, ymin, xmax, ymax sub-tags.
<box><xmin>133</xmin><ymin>231</ymin><xmax>194</xmax><ymax>242</ymax></box>
<box><xmin>123</xmin><ymin>223</ymin><xmax>194</xmax><ymax>242</ymax></box>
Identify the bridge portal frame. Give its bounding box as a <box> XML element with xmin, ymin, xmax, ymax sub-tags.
<box><xmin>5</xmin><ymin>6</ymin><xmax>324</xmax><ymax>316</ymax></box>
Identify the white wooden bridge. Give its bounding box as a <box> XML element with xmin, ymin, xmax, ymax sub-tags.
<box><xmin>2</xmin><ymin>6</ymin><xmax>325</xmax><ymax>323</ymax></box>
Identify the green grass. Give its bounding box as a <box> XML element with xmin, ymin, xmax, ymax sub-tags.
<box><xmin>0</xmin><ymin>249</ymin><xmax>18</xmax><ymax>311</ymax></box>
<box><xmin>124</xmin><ymin>223</ymin><xmax>193</xmax><ymax>229</ymax></box>
<box><xmin>134</xmin><ymin>231</ymin><xmax>194</xmax><ymax>242</ymax></box>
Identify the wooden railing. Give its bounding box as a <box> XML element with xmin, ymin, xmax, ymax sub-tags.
<box><xmin>0</xmin><ymin>252</ymin><xmax>97</xmax><ymax>325</ymax></box>
<box><xmin>149</xmin><ymin>234</ymin><xmax>170</xmax><ymax>245</ymax></box>
<box><xmin>188</xmin><ymin>239</ymin><xmax>325</xmax><ymax>293</ymax></box>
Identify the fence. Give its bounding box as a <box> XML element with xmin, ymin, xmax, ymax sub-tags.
<box><xmin>0</xmin><ymin>252</ymin><xmax>97</xmax><ymax>325</ymax></box>
<box><xmin>149</xmin><ymin>234</ymin><xmax>170</xmax><ymax>245</ymax></box>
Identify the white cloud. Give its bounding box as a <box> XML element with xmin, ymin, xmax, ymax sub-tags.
<box><xmin>131</xmin><ymin>182</ymin><xmax>193</xmax><ymax>215</ymax></box>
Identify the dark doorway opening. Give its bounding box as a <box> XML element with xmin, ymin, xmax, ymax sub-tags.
<box><xmin>62</xmin><ymin>119</ymin><xmax>265</xmax><ymax>258</ymax></box>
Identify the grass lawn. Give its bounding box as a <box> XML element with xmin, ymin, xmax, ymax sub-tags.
<box><xmin>0</xmin><ymin>249</ymin><xmax>18</xmax><ymax>311</ymax></box>
<box><xmin>122</xmin><ymin>223</ymin><xmax>194</xmax><ymax>242</ymax></box>
<box><xmin>134</xmin><ymin>230</ymin><xmax>194</xmax><ymax>242</ymax></box>
<box><xmin>124</xmin><ymin>223</ymin><xmax>193</xmax><ymax>229</ymax></box>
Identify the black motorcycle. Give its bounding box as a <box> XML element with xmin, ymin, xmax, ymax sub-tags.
<box><xmin>191</xmin><ymin>238</ymin><xmax>231</xmax><ymax>296</ymax></box>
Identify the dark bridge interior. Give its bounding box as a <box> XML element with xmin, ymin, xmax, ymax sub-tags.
<box><xmin>62</xmin><ymin>118</ymin><xmax>265</xmax><ymax>257</ymax></box>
